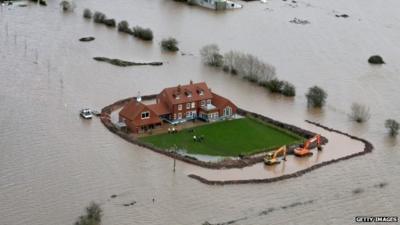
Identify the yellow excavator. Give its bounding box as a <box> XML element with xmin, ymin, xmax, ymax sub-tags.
<box><xmin>264</xmin><ymin>145</ymin><xmax>287</xmax><ymax>165</ymax></box>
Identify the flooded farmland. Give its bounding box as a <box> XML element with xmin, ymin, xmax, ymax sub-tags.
<box><xmin>0</xmin><ymin>0</ymin><xmax>399</xmax><ymax>225</ymax></box>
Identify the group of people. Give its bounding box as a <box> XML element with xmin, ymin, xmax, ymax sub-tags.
<box><xmin>167</xmin><ymin>127</ymin><xmax>178</xmax><ymax>134</ymax></box>
<box><xmin>193</xmin><ymin>135</ymin><xmax>205</xmax><ymax>142</ymax></box>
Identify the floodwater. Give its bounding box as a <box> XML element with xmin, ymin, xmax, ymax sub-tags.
<box><xmin>0</xmin><ymin>0</ymin><xmax>399</xmax><ymax>225</ymax></box>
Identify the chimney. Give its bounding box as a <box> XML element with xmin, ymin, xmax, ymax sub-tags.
<box><xmin>137</xmin><ymin>91</ymin><xmax>142</xmax><ymax>102</ymax></box>
<box><xmin>177</xmin><ymin>85</ymin><xmax>181</xmax><ymax>93</ymax></box>
<box><xmin>190</xmin><ymin>80</ymin><xmax>193</xmax><ymax>85</ymax></box>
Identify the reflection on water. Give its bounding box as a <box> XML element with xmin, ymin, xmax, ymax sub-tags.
<box><xmin>1</xmin><ymin>0</ymin><xmax>400</xmax><ymax>225</ymax></box>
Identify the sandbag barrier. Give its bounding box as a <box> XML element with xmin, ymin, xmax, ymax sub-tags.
<box><xmin>187</xmin><ymin>120</ymin><xmax>373</xmax><ymax>185</ymax></box>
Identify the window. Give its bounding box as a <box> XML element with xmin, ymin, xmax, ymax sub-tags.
<box><xmin>186</xmin><ymin>112</ymin><xmax>191</xmax><ymax>118</ymax></box>
<box><xmin>187</xmin><ymin>92</ymin><xmax>192</xmax><ymax>98</ymax></box>
<box><xmin>207</xmin><ymin>99</ymin><xmax>211</xmax><ymax>105</ymax></box>
<box><xmin>173</xmin><ymin>114</ymin><xmax>176</xmax><ymax>120</ymax></box>
<box><xmin>186</xmin><ymin>103</ymin><xmax>191</xmax><ymax>109</ymax></box>
<box><xmin>141</xmin><ymin>111</ymin><xmax>150</xmax><ymax>119</ymax></box>
<box><xmin>191</xmin><ymin>102</ymin><xmax>195</xmax><ymax>109</ymax></box>
<box><xmin>178</xmin><ymin>113</ymin><xmax>182</xmax><ymax>119</ymax></box>
<box><xmin>178</xmin><ymin>104</ymin><xmax>182</xmax><ymax>111</ymax></box>
<box><xmin>201</xmin><ymin>100</ymin><xmax>205</xmax><ymax>106</ymax></box>
<box><xmin>224</xmin><ymin>107</ymin><xmax>232</xmax><ymax>116</ymax></box>
<box><xmin>199</xmin><ymin>90</ymin><xmax>204</xmax><ymax>96</ymax></box>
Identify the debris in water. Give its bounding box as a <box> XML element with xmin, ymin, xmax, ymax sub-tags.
<box><xmin>79</xmin><ymin>37</ymin><xmax>95</xmax><ymax>42</ymax></box>
<box><xmin>122</xmin><ymin>201</ymin><xmax>136</xmax><ymax>207</ymax></box>
<box><xmin>258</xmin><ymin>207</ymin><xmax>275</xmax><ymax>216</ymax></box>
<box><xmin>110</xmin><ymin>194</ymin><xmax>117</xmax><ymax>198</ymax></box>
<box><xmin>205</xmin><ymin>200</ymin><xmax>314</xmax><ymax>225</ymax></box>
<box><xmin>289</xmin><ymin>18</ymin><xmax>310</xmax><ymax>25</ymax></box>
<box><xmin>93</xmin><ymin>57</ymin><xmax>163</xmax><ymax>67</ymax></box>
<box><xmin>352</xmin><ymin>188</ymin><xmax>364</xmax><ymax>195</ymax></box>
<box><xmin>335</xmin><ymin>14</ymin><xmax>349</xmax><ymax>18</ymax></box>
<box><xmin>373</xmin><ymin>182</ymin><xmax>388</xmax><ymax>188</ymax></box>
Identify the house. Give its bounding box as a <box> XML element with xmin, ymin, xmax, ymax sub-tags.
<box><xmin>119</xmin><ymin>81</ymin><xmax>237</xmax><ymax>133</ymax></box>
<box><xmin>185</xmin><ymin>0</ymin><xmax>242</xmax><ymax>10</ymax></box>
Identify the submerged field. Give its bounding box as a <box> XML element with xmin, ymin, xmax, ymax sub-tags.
<box><xmin>140</xmin><ymin>118</ymin><xmax>304</xmax><ymax>156</ymax></box>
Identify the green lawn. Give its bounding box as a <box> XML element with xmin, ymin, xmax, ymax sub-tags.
<box><xmin>140</xmin><ymin>117</ymin><xmax>304</xmax><ymax>157</ymax></box>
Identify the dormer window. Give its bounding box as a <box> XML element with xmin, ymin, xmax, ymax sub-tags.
<box><xmin>199</xmin><ymin>90</ymin><xmax>204</xmax><ymax>96</ymax></box>
<box><xmin>141</xmin><ymin>111</ymin><xmax>150</xmax><ymax>119</ymax></box>
<box><xmin>185</xmin><ymin>89</ymin><xmax>192</xmax><ymax>98</ymax></box>
<box><xmin>175</xmin><ymin>95</ymin><xmax>180</xmax><ymax>100</ymax></box>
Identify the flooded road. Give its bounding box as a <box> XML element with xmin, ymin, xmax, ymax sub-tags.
<box><xmin>1</xmin><ymin>0</ymin><xmax>399</xmax><ymax>225</ymax></box>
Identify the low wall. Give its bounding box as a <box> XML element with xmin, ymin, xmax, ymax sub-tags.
<box><xmin>100</xmin><ymin>95</ymin><xmax>328</xmax><ymax>169</ymax></box>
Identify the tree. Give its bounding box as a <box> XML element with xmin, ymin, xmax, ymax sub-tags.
<box><xmin>222</xmin><ymin>51</ymin><xmax>241</xmax><ymax>74</ymax></box>
<box><xmin>161</xmin><ymin>38</ymin><xmax>179</xmax><ymax>52</ymax></box>
<box><xmin>132</xmin><ymin>26</ymin><xmax>154</xmax><ymax>41</ymax></box>
<box><xmin>83</xmin><ymin>9</ymin><xmax>92</xmax><ymax>19</ymax></box>
<box><xmin>117</xmin><ymin>20</ymin><xmax>131</xmax><ymax>34</ymax></box>
<box><xmin>385</xmin><ymin>119</ymin><xmax>399</xmax><ymax>137</ymax></box>
<box><xmin>281</xmin><ymin>81</ymin><xmax>296</xmax><ymax>97</ymax></box>
<box><xmin>306</xmin><ymin>86</ymin><xmax>327</xmax><ymax>108</ymax></box>
<box><xmin>349</xmin><ymin>103</ymin><xmax>370</xmax><ymax>123</ymax></box>
<box><xmin>265</xmin><ymin>79</ymin><xmax>284</xmax><ymax>93</ymax></box>
<box><xmin>239</xmin><ymin>53</ymin><xmax>275</xmax><ymax>83</ymax></box>
<box><xmin>60</xmin><ymin>0</ymin><xmax>75</xmax><ymax>12</ymax></box>
<box><xmin>75</xmin><ymin>202</ymin><xmax>102</xmax><ymax>225</ymax></box>
<box><xmin>222</xmin><ymin>51</ymin><xmax>276</xmax><ymax>82</ymax></box>
<box><xmin>93</xmin><ymin>11</ymin><xmax>106</xmax><ymax>24</ymax></box>
<box><xmin>200</xmin><ymin>44</ymin><xmax>223</xmax><ymax>67</ymax></box>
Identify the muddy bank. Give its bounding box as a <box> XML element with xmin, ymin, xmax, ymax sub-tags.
<box><xmin>100</xmin><ymin>95</ymin><xmax>327</xmax><ymax>169</ymax></box>
<box><xmin>187</xmin><ymin>120</ymin><xmax>373</xmax><ymax>185</ymax></box>
<box><xmin>93</xmin><ymin>57</ymin><xmax>163</xmax><ymax>67</ymax></box>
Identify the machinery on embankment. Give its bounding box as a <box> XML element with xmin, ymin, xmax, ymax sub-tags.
<box><xmin>294</xmin><ymin>135</ymin><xmax>323</xmax><ymax>157</ymax></box>
<box><xmin>264</xmin><ymin>145</ymin><xmax>287</xmax><ymax>165</ymax></box>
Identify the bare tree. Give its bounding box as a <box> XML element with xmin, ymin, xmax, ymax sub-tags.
<box><xmin>240</xmin><ymin>53</ymin><xmax>275</xmax><ymax>82</ymax></box>
<box><xmin>222</xmin><ymin>51</ymin><xmax>276</xmax><ymax>82</ymax></box>
<box><xmin>200</xmin><ymin>44</ymin><xmax>223</xmax><ymax>67</ymax></box>
<box><xmin>385</xmin><ymin>119</ymin><xmax>399</xmax><ymax>137</ymax></box>
<box><xmin>223</xmin><ymin>51</ymin><xmax>241</xmax><ymax>74</ymax></box>
<box><xmin>349</xmin><ymin>103</ymin><xmax>370</xmax><ymax>123</ymax></box>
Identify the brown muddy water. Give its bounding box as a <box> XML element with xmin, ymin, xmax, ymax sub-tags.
<box><xmin>0</xmin><ymin>0</ymin><xmax>399</xmax><ymax>225</ymax></box>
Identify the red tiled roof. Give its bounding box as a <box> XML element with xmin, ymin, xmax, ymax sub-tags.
<box><xmin>160</xmin><ymin>82</ymin><xmax>213</xmax><ymax>105</ymax></box>
<box><xmin>147</xmin><ymin>102</ymin><xmax>170</xmax><ymax>115</ymax></box>
<box><xmin>119</xmin><ymin>99</ymin><xmax>162</xmax><ymax>126</ymax></box>
<box><xmin>211</xmin><ymin>92</ymin><xmax>236</xmax><ymax>109</ymax></box>
<box><xmin>119</xmin><ymin>99</ymin><xmax>145</xmax><ymax>120</ymax></box>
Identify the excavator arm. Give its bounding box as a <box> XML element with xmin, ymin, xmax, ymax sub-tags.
<box><xmin>264</xmin><ymin>145</ymin><xmax>287</xmax><ymax>165</ymax></box>
<box><xmin>294</xmin><ymin>135</ymin><xmax>323</xmax><ymax>157</ymax></box>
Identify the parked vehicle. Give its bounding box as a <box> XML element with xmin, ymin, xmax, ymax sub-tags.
<box><xmin>80</xmin><ymin>108</ymin><xmax>93</xmax><ymax>119</ymax></box>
